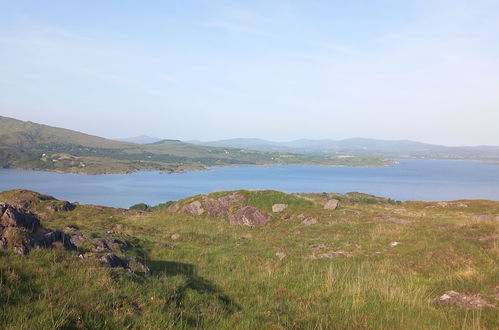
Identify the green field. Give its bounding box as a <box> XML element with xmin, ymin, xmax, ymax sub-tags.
<box><xmin>0</xmin><ymin>189</ymin><xmax>497</xmax><ymax>329</ymax></box>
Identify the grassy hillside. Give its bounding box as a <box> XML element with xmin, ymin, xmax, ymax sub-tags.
<box><xmin>0</xmin><ymin>116</ymin><xmax>392</xmax><ymax>174</ymax></box>
<box><xmin>193</xmin><ymin>138</ymin><xmax>499</xmax><ymax>163</ymax></box>
<box><xmin>0</xmin><ymin>189</ymin><xmax>497</xmax><ymax>329</ymax></box>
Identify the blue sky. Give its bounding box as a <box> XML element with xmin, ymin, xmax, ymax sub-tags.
<box><xmin>1</xmin><ymin>0</ymin><xmax>498</xmax><ymax>145</ymax></box>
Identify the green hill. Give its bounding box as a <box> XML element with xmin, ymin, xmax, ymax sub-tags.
<box><xmin>0</xmin><ymin>189</ymin><xmax>497</xmax><ymax>328</ymax></box>
<box><xmin>0</xmin><ymin>116</ymin><xmax>392</xmax><ymax>174</ymax></box>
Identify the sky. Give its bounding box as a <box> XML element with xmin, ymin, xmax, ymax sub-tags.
<box><xmin>1</xmin><ymin>0</ymin><xmax>498</xmax><ymax>146</ymax></box>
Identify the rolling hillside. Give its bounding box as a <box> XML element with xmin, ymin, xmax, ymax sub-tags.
<box><xmin>191</xmin><ymin>138</ymin><xmax>499</xmax><ymax>162</ymax></box>
<box><xmin>0</xmin><ymin>116</ymin><xmax>391</xmax><ymax>174</ymax></box>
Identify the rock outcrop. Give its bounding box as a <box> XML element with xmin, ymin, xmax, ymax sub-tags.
<box><xmin>0</xmin><ymin>203</ymin><xmax>41</xmax><ymax>231</ymax></box>
<box><xmin>30</xmin><ymin>230</ymin><xmax>75</xmax><ymax>249</ymax></box>
<box><xmin>181</xmin><ymin>200</ymin><xmax>204</xmax><ymax>215</ymax></box>
<box><xmin>324</xmin><ymin>199</ymin><xmax>339</xmax><ymax>210</ymax></box>
<box><xmin>229</xmin><ymin>206</ymin><xmax>269</xmax><ymax>227</ymax></box>
<box><xmin>91</xmin><ymin>238</ymin><xmax>127</xmax><ymax>252</ymax></box>
<box><xmin>204</xmin><ymin>193</ymin><xmax>247</xmax><ymax>218</ymax></box>
<box><xmin>99</xmin><ymin>253</ymin><xmax>130</xmax><ymax>269</ymax></box>
<box><xmin>0</xmin><ymin>203</ymin><xmax>41</xmax><ymax>254</ymax></box>
<box><xmin>168</xmin><ymin>192</ymin><xmax>247</xmax><ymax>218</ymax></box>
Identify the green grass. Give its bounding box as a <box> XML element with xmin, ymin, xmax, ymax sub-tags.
<box><xmin>0</xmin><ymin>189</ymin><xmax>498</xmax><ymax>329</ymax></box>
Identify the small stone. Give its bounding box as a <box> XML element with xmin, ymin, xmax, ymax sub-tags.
<box><xmin>390</xmin><ymin>241</ymin><xmax>400</xmax><ymax>247</ymax></box>
<box><xmin>170</xmin><ymin>233</ymin><xmax>181</xmax><ymax>241</ymax></box>
<box><xmin>272</xmin><ymin>204</ymin><xmax>288</xmax><ymax>213</ymax></box>
<box><xmin>310</xmin><ymin>243</ymin><xmax>327</xmax><ymax>251</ymax></box>
<box><xmin>434</xmin><ymin>290</ymin><xmax>494</xmax><ymax>309</ymax></box>
<box><xmin>302</xmin><ymin>217</ymin><xmax>318</xmax><ymax>226</ymax></box>
<box><xmin>275</xmin><ymin>251</ymin><xmax>286</xmax><ymax>260</ymax></box>
<box><xmin>309</xmin><ymin>250</ymin><xmax>351</xmax><ymax>260</ymax></box>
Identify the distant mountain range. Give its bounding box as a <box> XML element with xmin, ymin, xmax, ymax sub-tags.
<box><xmin>0</xmin><ymin>116</ymin><xmax>388</xmax><ymax>174</ymax></box>
<box><xmin>189</xmin><ymin>138</ymin><xmax>499</xmax><ymax>162</ymax></box>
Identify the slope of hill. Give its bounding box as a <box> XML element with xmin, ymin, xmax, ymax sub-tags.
<box><xmin>192</xmin><ymin>138</ymin><xmax>499</xmax><ymax>162</ymax></box>
<box><xmin>116</xmin><ymin>135</ymin><xmax>163</xmax><ymax>144</ymax></box>
<box><xmin>0</xmin><ymin>116</ymin><xmax>391</xmax><ymax>174</ymax></box>
<box><xmin>0</xmin><ymin>189</ymin><xmax>497</xmax><ymax>328</ymax></box>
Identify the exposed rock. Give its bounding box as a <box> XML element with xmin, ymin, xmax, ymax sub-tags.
<box><xmin>30</xmin><ymin>230</ymin><xmax>75</xmax><ymax>249</ymax></box>
<box><xmin>456</xmin><ymin>202</ymin><xmax>468</xmax><ymax>208</ymax></box>
<box><xmin>309</xmin><ymin>251</ymin><xmax>351</xmax><ymax>260</ymax></box>
<box><xmin>181</xmin><ymin>200</ymin><xmax>204</xmax><ymax>216</ymax></box>
<box><xmin>302</xmin><ymin>217</ymin><xmax>318</xmax><ymax>226</ymax></box>
<box><xmin>434</xmin><ymin>291</ymin><xmax>494</xmax><ymax>309</ymax></box>
<box><xmin>275</xmin><ymin>251</ymin><xmax>286</xmax><ymax>260</ymax></box>
<box><xmin>45</xmin><ymin>201</ymin><xmax>75</xmax><ymax>213</ymax></box>
<box><xmin>324</xmin><ymin>199</ymin><xmax>339</xmax><ymax>210</ymax></box>
<box><xmin>390</xmin><ymin>241</ymin><xmax>401</xmax><ymax>247</ymax></box>
<box><xmin>296</xmin><ymin>214</ymin><xmax>305</xmax><ymax>220</ymax></box>
<box><xmin>437</xmin><ymin>202</ymin><xmax>449</xmax><ymax>207</ymax></box>
<box><xmin>272</xmin><ymin>204</ymin><xmax>288</xmax><ymax>213</ymax></box>
<box><xmin>310</xmin><ymin>243</ymin><xmax>327</xmax><ymax>251</ymax></box>
<box><xmin>204</xmin><ymin>193</ymin><xmax>247</xmax><ymax>218</ymax></box>
<box><xmin>69</xmin><ymin>233</ymin><xmax>87</xmax><ymax>247</ymax></box>
<box><xmin>166</xmin><ymin>203</ymin><xmax>180</xmax><ymax>213</ymax></box>
<box><xmin>229</xmin><ymin>206</ymin><xmax>269</xmax><ymax>227</ymax></box>
<box><xmin>98</xmin><ymin>253</ymin><xmax>130</xmax><ymax>270</ymax></box>
<box><xmin>91</xmin><ymin>238</ymin><xmax>127</xmax><ymax>252</ymax></box>
<box><xmin>0</xmin><ymin>203</ymin><xmax>40</xmax><ymax>232</ymax></box>
<box><xmin>170</xmin><ymin>233</ymin><xmax>181</xmax><ymax>241</ymax></box>
<box><xmin>472</xmin><ymin>215</ymin><xmax>499</xmax><ymax>222</ymax></box>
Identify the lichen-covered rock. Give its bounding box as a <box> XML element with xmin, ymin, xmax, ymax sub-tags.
<box><xmin>229</xmin><ymin>206</ymin><xmax>269</xmax><ymax>227</ymax></box>
<box><xmin>302</xmin><ymin>217</ymin><xmax>318</xmax><ymax>226</ymax></box>
<box><xmin>0</xmin><ymin>203</ymin><xmax>40</xmax><ymax>231</ymax></box>
<box><xmin>324</xmin><ymin>199</ymin><xmax>339</xmax><ymax>210</ymax></box>
<box><xmin>272</xmin><ymin>204</ymin><xmax>288</xmax><ymax>213</ymax></box>
<box><xmin>181</xmin><ymin>200</ymin><xmax>204</xmax><ymax>215</ymax></box>
<box><xmin>204</xmin><ymin>193</ymin><xmax>247</xmax><ymax>218</ymax></box>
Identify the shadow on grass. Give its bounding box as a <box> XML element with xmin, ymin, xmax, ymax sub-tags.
<box><xmin>148</xmin><ymin>260</ymin><xmax>241</xmax><ymax>322</ymax></box>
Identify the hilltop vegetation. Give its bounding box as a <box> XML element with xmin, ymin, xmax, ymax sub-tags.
<box><xmin>0</xmin><ymin>189</ymin><xmax>497</xmax><ymax>329</ymax></box>
<box><xmin>0</xmin><ymin>116</ymin><xmax>392</xmax><ymax>174</ymax></box>
<box><xmin>192</xmin><ymin>138</ymin><xmax>499</xmax><ymax>163</ymax></box>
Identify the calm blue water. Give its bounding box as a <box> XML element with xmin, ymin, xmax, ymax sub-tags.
<box><xmin>0</xmin><ymin>159</ymin><xmax>498</xmax><ymax>207</ymax></box>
